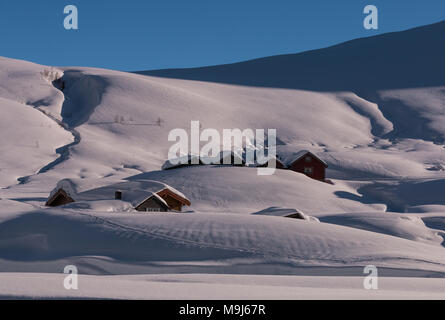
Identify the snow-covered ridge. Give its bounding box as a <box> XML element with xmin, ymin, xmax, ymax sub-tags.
<box><xmin>141</xmin><ymin>20</ymin><xmax>445</xmax><ymax>93</ymax></box>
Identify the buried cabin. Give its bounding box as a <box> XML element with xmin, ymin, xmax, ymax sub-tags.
<box><xmin>281</xmin><ymin>150</ymin><xmax>328</xmax><ymax>181</ymax></box>
<box><xmin>46</xmin><ymin>179</ymin><xmax>191</xmax><ymax>212</ymax></box>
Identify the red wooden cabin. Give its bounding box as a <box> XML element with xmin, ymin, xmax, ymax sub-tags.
<box><xmin>285</xmin><ymin>151</ymin><xmax>328</xmax><ymax>181</ymax></box>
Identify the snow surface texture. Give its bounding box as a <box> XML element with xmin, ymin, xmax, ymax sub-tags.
<box><xmin>0</xmin><ymin>21</ymin><xmax>445</xmax><ymax>299</ymax></box>
<box><xmin>1</xmin><ymin>273</ymin><xmax>445</xmax><ymax>300</ymax></box>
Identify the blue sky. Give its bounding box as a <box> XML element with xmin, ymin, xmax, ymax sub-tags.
<box><xmin>0</xmin><ymin>0</ymin><xmax>444</xmax><ymax>71</ymax></box>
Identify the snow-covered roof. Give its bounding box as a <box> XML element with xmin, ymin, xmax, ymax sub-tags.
<box><xmin>162</xmin><ymin>155</ymin><xmax>201</xmax><ymax>170</ymax></box>
<box><xmin>50</xmin><ymin>178</ymin><xmax>190</xmax><ymax>208</ymax></box>
<box><xmin>140</xmin><ymin>192</ymin><xmax>169</xmax><ymax>209</ymax></box>
<box><xmin>280</xmin><ymin>150</ymin><xmax>328</xmax><ymax>167</ymax></box>
<box><xmin>48</xmin><ymin>179</ymin><xmax>79</xmax><ymax>201</ymax></box>
<box><xmin>252</xmin><ymin>207</ymin><xmax>304</xmax><ymax>217</ymax></box>
<box><xmin>162</xmin><ymin>150</ymin><xmax>246</xmax><ymax>170</ymax></box>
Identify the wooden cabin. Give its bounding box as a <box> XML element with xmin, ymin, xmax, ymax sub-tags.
<box><xmin>46</xmin><ymin>188</ymin><xmax>75</xmax><ymax>207</ymax></box>
<box><xmin>117</xmin><ymin>187</ymin><xmax>191</xmax><ymax>212</ymax></box>
<box><xmin>285</xmin><ymin>151</ymin><xmax>328</xmax><ymax>181</ymax></box>
<box><xmin>155</xmin><ymin>188</ymin><xmax>191</xmax><ymax>211</ymax></box>
<box><xmin>162</xmin><ymin>151</ymin><xmax>246</xmax><ymax>171</ymax></box>
<box><xmin>46</xmin><ymin>179</ymin><xmax>191</xmax><ymax>212</ymax></box>
<box><xmin>135</xmin><ymin>193</ymin><xmax>170</xmax><ymax>212</ymax></box>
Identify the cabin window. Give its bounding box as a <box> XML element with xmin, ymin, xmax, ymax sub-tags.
<box><xmin>305</xmin><ymin>156</ymin><xmax>312</xmax><ymax>163</ymax></box>
<box><xmin>304</xmin><ymin>167</ymin><xmax>313</xmax><ymax>174</ymax></box>
<box><xmin>145</xmin><ymin>208</ymin><xmax>161</xmax><ymax>212</ymax></box>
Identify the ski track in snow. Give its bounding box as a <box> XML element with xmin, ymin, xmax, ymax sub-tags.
<box><xmin>55</xmin><ymin>208</ymin><xmax>445</xmax><ymax>270</ymax></box>
<box><xmin>1</xmin><ymin>21</ymin><xmax>445</xmax><ymax>297</ymax></box>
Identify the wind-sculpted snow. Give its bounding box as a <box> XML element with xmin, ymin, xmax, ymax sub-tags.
<box><xmin>319</xmin><ymin>211</ymin><xmax>443</xmax><ymax>246</ymax></box>
<box><xmin>2</xmin><ymin>273</ymin><xmax>445</xmax><ymax>299</ymax></box>
<box><xmin>1</xmin><ymin>208</ymin><xmax>445</xmax><ymax>275</ymax></box>
<box><xmin>59</xmin><ymin>70</ymin><xmax>108</xmax><ymax>128</ymax></box>
<box><xmin>0</xmin><ymin>97</ymin><xmax>72</xmax><ymax>187</ymax></box>
<box><xmin>357</xmin><ymin>178</ymin><xmax>445</xmax><ymax>213</ymax></box>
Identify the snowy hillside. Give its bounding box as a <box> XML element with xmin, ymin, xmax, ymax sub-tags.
<box><xmin>143</xmin><ymin>20</ymin><xmax>445</xmax><ymax>141</ymax></box>
<box><xmin>0</xmin><ymin>21</ymin><xmax>445</xmax><ymax>299</ymax></box>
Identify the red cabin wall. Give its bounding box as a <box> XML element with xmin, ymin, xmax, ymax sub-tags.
<box><xmin>288</xmin><ymin>155</ymin><xmax>326</xmax><ymax>181</ymax></box>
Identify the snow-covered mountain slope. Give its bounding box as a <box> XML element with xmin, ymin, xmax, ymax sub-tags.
<box><xmin>142</xmin><ymin>21</ymin><xmax>445</xmax><ymax>92</ymax></box>
<box><xmin>1</xmin><ymin>56</ymin><xmax>444</xmax><ymax>194</ymax></box>
<box><xmin>0</xmin><ymin>58</ymin><xmax>72</xmax><ymax>186</ymax></box>
<box><xmin>21</xmin><ymin>67</ymin><xmax>393</xmax><ymax>185</ymax></box>
<box><xmin>2</xmin><ymin>19</ymin><xmax>445</xmax><ymax>193</ymax></box>
<box><xmin>0</xmin><ymin>97</ymin><xmax>72</xmax><ymax>186</ymax></box>
<box><xmin>142</xmin><ymin>20</ymin><xmax>445</xmax><ymax>142</ymax></box>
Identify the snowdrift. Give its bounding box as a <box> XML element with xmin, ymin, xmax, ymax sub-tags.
<box><xmin>1</xmin><ymin>208</ymin><xmax>445</xmax><ymax>276</ymax></box>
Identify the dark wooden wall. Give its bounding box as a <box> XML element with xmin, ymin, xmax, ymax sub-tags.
<box><xmin>288</xmin><ymin>154</ymin><xmax>326</xmax><ymax>181</ymax></box>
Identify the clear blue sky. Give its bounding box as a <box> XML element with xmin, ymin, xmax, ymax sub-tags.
<box><xmin>0</xmin><ymin>0</ymin><xmax>444</xmax><ymax>71</ymax></box>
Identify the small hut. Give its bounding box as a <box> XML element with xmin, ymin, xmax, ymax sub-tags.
<box><xmin>283</xmin><ymin>150</ymin><xmax>328</xmax><ymax>181</ymax></box>
<box><xmin>46</xmin><ymin>188</ymin><xmax>75</xmax><ymax>207</ymax></box>
<box><xmin>135</xmin><ymin>193</ymin><xmax>170</xmax><ymax>212</ymax></box>
<box><xmin>155</xmin><ymin>188</ymin><xmax>191</xmax><ymax>211</ymax></box>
